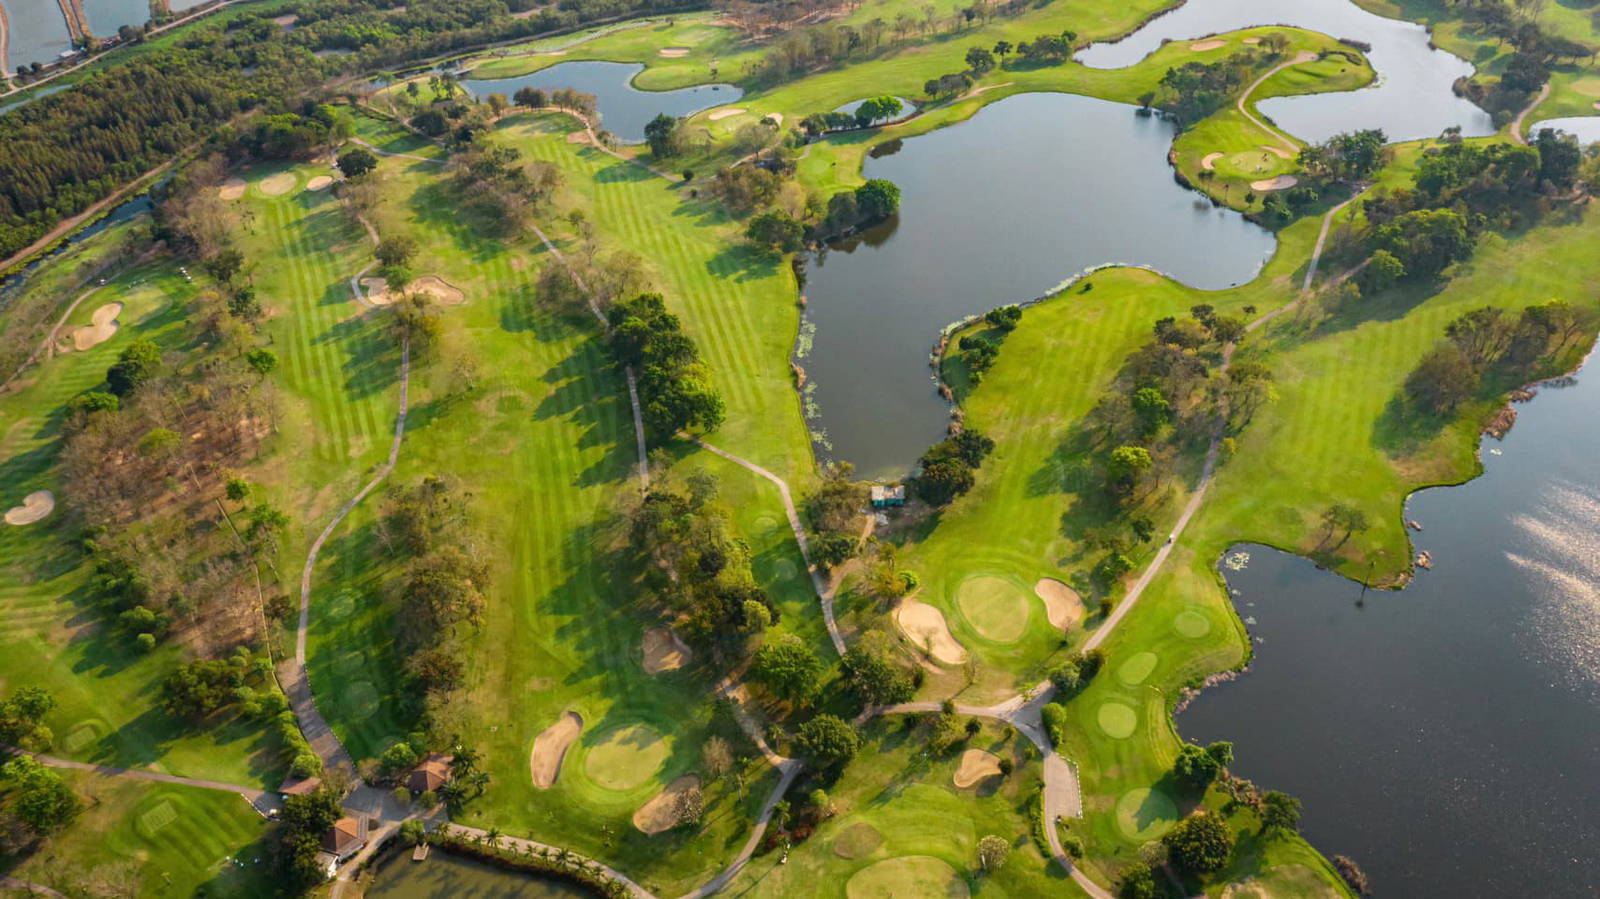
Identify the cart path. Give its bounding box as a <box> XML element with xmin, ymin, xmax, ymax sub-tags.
<box><xmin>1238</xmin><ymin>51</ymin><xmax>1319</xmax><ymax>155</ymax></box>
<box><xmin>1510</xmin><ymin>81</ymin><xmax>1551</xmax><ymax>145</ymax></box>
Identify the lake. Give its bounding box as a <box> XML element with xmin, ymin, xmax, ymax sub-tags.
<box><xmin>1530</xmin><ymin>116</ymin><xmax>1600</xmax><ymax>146</ymax></box>
<box><xmin>1180</xmin><ymin>361</ymin><xmax>1600</xmax><ymax>896</ymax></box>
<box><xmin>463</xmin><ymin>60</ymin><xmax>742</xmax><ymax>143</ymax></box>
<box><xmin>2</xmin><ymin>0</ymin><xmax>72</xmax><ymax>69</ymax></box>
<box><xmin>800</xmin><ymin>91</ymin><xmax>1275</xmax><ymax>478</ymax></box>
<box><xmin>367</xmin><ymin>850</ymin><xmax>596</xmax><ymax>898</ymax></box>
<box><xmin>1078</xmin><ymin>0</ymin><xmax>1494</xmax><ymax>144</ymax></box>
<box><xmin>82</xmin><ymin>0</ymin><xmax>151</xmax><ymax>35</ymax></box>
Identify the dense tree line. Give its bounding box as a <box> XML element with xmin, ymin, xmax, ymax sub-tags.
<box><xmin>911</xmin><ymin>428</ymin><xmax>994</xmax><ymax>507</ymax></box>
<box><xmin>1405</xmin><ymin>300</ymin><xmax>1594</xmax><ymax>414</ymax></box>
<box><xmin>607</xmin><ymin>292</ymin><xmax>727</xmax><ymax>436</ymax></box>
<box><xmin>1445</xmin><ymin>0</ymin><xmax>1597</xmax><ymax>125</ymax></box>
<box><xmin>0</xmin><ymin>0</ymin><xmax>694</xmax><ymax>260</ymax></box>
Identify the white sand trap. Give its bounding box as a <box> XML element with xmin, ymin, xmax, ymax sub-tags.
<box><xmin>952</xmin><ymin>749</ymin><xmax>1002</xmax><ymax>788</ymax></box>
<box><xmin>1242</xmin><ymin>36</ymin><xmax>1261</xmax><ymax>44</ymax></box>
<box><xmin>5</xmin><ymin>491</ymin><xmax>55</xmax><ymax>526</ymax></box>
<box><xmin>529</xmin><ymin>710</ymin><xmax>583</xmax><ymax>789</ymax></box>
<box><xmin>272</xmin><ymin>14</ymin><xmax>298</xmax><ymax>26</ymax></box>
<box><xmin>1190</xmin><ymin>39</ymin><xmax>1226</xmax><ymax>51</ymax></box>
<box><xmin>632</xmin><ymin>774</ymin><xmax>700</xmax><ymax>834</ymax></box>
<box><xmin>765</xmin><ymin>113</ymin><xmax>784</xmax><ymax>126</ymax></box>
<box><xmin>258</xmin><ymin>172</ymin><xmax>297</xmax><ymax>196</ymax></box>
<box><xmin>707</xmin><ymin>107</ymin><xmax>745</xmax><ymax>121</ymax></box>
<box><xmin>1033</xmin><ymin>578</ymin><xmax>1085</xmax><ymax>630</ymax></box>
<box><xmin>1251</xmin><ymin>174</ymin><xmax>1298</xmax><ymax>191</ymax></box>
<box><xmin>659</xmin><ymin>47</ymin><xmax>691</xmax><ymax>57</ymax></box>
<box><xmin>642</xmin><ymin>627</ymin><xmax>691</xmax><ymax>674</ymax></box>
<box><xmin>535</xmin><ymin>49</ymin><xmax>568</xmax><ymax>56</ymax></box>
<box><xmin>361</xmin><ymin>274</ymin><xmax>467</xmax><ymax>306</ymax></box>
<box><xmin>1260</xmin><ymin>144</ymin><xmax>1294</xmax><ymax>159</ymax></box>
<box><xmin>894</xmin><ymin>597</ymin><xmax>966</xmax><ymax>665</ymax></box>
<box><xmin>218</xmin><ymin>177</ymin><xmax>247</xmax><ymax>200</ymax></box>
<box><xmin>305</xmin><ymin>175</ymin><xmax>335</xmax><ymax>191</ymax></box>
<box><xmin>1593</xmin><ymin>101</ymin><xmax>1600</xmax><ymax>111</ymax></box>
<box><xmin>1201</xmin><ymin>152</ymin><xmax>1223</xmax><ymax>171</ymax></box>
<box><xmin>61</xmin><ymin>302</ymin><xmax>123</xmax><ymax>352</ymax></box>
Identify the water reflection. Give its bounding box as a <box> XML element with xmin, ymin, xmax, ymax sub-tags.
<box><xmin>463</xmin><ymin>60</ymin><xmax>742</xmax><ymax>143</ymax></box>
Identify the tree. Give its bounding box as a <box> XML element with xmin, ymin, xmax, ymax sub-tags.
<box><xmin>855</xmin><ymin>178</ymin><xmax>901</xmax><ymax>221</ymax></box>
<box><xmin>1</xmin><ymin>756</ymin><xmax>80</xmax><ymax>833</ymax></box>
<box><xmin>513</xmin><ymin>87</ymin><xmax>547</xmax><ymax>109</ymax></box>
<box><xmin>66</xmin><ymin>391</ymin><xmax>119</xmax><ymax>421</ymax></box>
<box><xmin>1501</xmin><ymin>51</ymin><xmax>1549</xmax><ymax>93</ymax></box>
<box><xmin>966</xmin><ymin>46</ymin><xmax>996</xmax><ymax>74</ymax></box>
<box><xmin>702</xmin><ymin>735</ymin><xmax>734</xmax><ymax>778</ymax></box>
<box><xmin>643</xmin><ymin>113</ymin><xmax>682</xmax><ymax>158</ymax></box>
<box><xmin>336</xmin><ymin>146</ymin><xmax>379</xmax><ymax>179</ymax></box>
<box><xmin>1119</xmin><ymin>863</ymin><xmax>1158</xmax><ymax>899</ymax></box>
<box><xmin>914</xmin><ymin>457</ymin><xmax>975</xmax><ymax>506</ymax></box>
<box><xmin>400</xmin><ymin>818</ymin><xmax>428</xmax><ymax>846</ymax></box>
<box><xmin>376</xmin><ymin>235</ymin><xmax>419</xmax><ymax>268</ymax></box>
<box><xmin>1130</xmin><ymin>387</ymin><xmax>1170</xmax><ymax>435</ymax></box>
<box><xmin>1360</xmin><ymin>249</ymin><xmax>1406</xmax><ymax>294</ymax></box>
<box><xmin>841</xmin><ymin>634</ymin><xmax>915</xmax><ymax>706</ymax></box>
<box><xmin>984</xmin><ymin>305</ymin><xmax>1022</xmax><ymax>331</ymax></box>
<box><xmin>750</xmin><ymin>635</ymin><xmax>823</xmax><ymax>701</ymax></box>
<box><xmin>795</xmin><ymin>714</ymin><xmax>861</xmax><ymax>767</ymax></box>
<box><xmin>412</xmin><ymin>109</ymin><xmax>450</xmax><ymax>136</ymax></box>
<box><xmin>1374</xmin><ymin>208</ymin><xmax>1473</xmax><ymax>279</ymax></box>
<box><xmin>0</xmin><ymin>687</ymin><xmax>57</xmax><ymax>748</ymax></box>
<box><xmin>204</xmin><ymin>248</ymin><xmax>245</xmax><ymax>283</ymax></box>
<box><xmin>379</xmin><ymin>741</ymin><xmax>419</xmax><ymax>778</ymax></box>
<box><xmin>1406</xmin><ymin>342</ymin><xmax>1477</xmax><ymax>413</ymax></box>
<box><xmin>278</xmin><ymin>787</ymin><xmax>344</xmax><ymax>888</ymax></box>
<box><xmin>105</xmin><ymin>339</ymin><xmax>162</xmax><ymax>396</ymax></box>
<box><xmin>1173</xmin><ymin>740</ymin><xmax>1232</xmax><ymax>788</ymax></box>
<box><xmin>1319</xmin><ymin>503</ymin><xmax>1370</xmax><ymax>548</ymax></box>
<box><xmin>746</xmin><ymin>211</ymin><xmax>805</xmax><ymax>253</ymax></box>
<box><xmin>976</xmin><ymin>834</ymin><xmax>1011</xmax><ymax>871</ymax></box>
<box><xmin>1106</xmin><ymin>445</ymin><xmax>1152</xmax><ymax>491</ymax></box>
<box><xmin>1163</xmin><ymin>811</ymin><xmax>1234</xmax><ymax>874</ymax></box>
<box><xmin>1261</xmin><ymin>790</ymin><xmax>1302</xmax><ymax>836</ymax></box>
<box><xmin>246</xmin><ymin>348</ymin><xmax>279</xmax><ymax>377</ymax></box>
<box><xmin>854</xmin><ymin>96</ymin><xmax>903</xmax><ymax>128</ymax></box>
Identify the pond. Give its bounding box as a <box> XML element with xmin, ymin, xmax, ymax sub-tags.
<box><xmin>1529</xmin><ymin>116</ymin><xmax>1600</xmax><ymax>146</ymax></box>
<box><xmin>1077</xmin><ymin>0</ymin><xmax>1494</xmax><ymax>144</ymax></box>
<box><xmin>1180</xmin><ymin>361</ymin><xmax>1600</xmax><ymax>897</ymax></box>
<box><xmin>82</xmin><ymin>0</ymin><xmax>152</xmax><ymax>35</ymax></box>
<box><xmin>367</xmin><ymin>850</ymin><xmax>595</xmax><ymax>898</ymax></box>
<box><xmin>800</xmin><ymin>91</ymin><xmax>1275</xmax><ymax>479</ymax></box>
<box><xmin>463</xmin><ymin>60</ymin><xmax>743</xmax><ymax>143</ymax></box>
<box><xmin>1</xmin><ymin>0</ymin><xmax>73</xmax><ymax>70</ymax></box>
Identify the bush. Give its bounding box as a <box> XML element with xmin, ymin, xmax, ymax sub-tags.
<box><xmin>1040</xmin><ymin>702</ymin><xmax>1068</xmax><ymax>747</ymax></box>
<box><xmin>1163</xmin><ymin>811</ymin><xmax>1234</xmax><ymax>874</ymax></box>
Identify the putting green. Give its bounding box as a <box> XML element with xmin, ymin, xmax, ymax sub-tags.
<box><xmin>346</xmin><ymin>681</ymin><xmax>380</xmax><ymax>717</ymax></box>
<box><xmin>845</xmin><ymin>855</ymin><xmax>970</xmax><ymax>899</ymax></box>
<box><xmin>136</xmin><ymin>798</ymin><xmax>179</xmax><ymax>838</ymax></box>
<box><xmin>1097</xmin><ymin>702</ymin><xmax>1138</xmax><ymax>738</ymax></box>
<box><xmin>1571</xmin><ymin>77</ymin><xmax>1600</xmax><ymax>98</ymax></box>
<box><xmin>1173</xmin><ymin>608</ymin><xmax>1212</xmax><ymax>638</ymax></box>
<box><xmin>1115</xmin><ymin>787</ymin><xmax>1178</xmax><ymax>841</ymax></box>
<box><xmin>771</xmin><ymin>558</ymin><xmax>798</xmax><ymax>581</ymax></box>
<box><xmin>752</xmin><ymin>515</ymin><xmax>780</xmax><ymax>534</ymax></box>
<box><xmin>61</xmin><ymin>719</ymin><xmax>106</xmax><ymax>753</ymax></box>
<box><xmin>324</xmin><ymin>588</ymin><xmax>358</xmax><ymax>621</ymax></box>
<box><xmin>332</xmin><ymin>651</ymin><xmax>366</xmax><ymax>678</ymax></box>
<box><xmin>956</xmin><ymin>575</ymin><xmax>1029</xmax><ymax>642</ymax></box>
<box><xmin>1118</xmin><ymin>651</ymin><xmax>1159</xmax><ymax>685</ymax></box>
<box><xmin>832</xmin><ymin>820</ymin><xmax>884</xmax><ymax>859</ymax></box>
<box><xmin>583</xmin><ymin>724</ymin><xmax>670</xmax><ymax>791</ymax></box>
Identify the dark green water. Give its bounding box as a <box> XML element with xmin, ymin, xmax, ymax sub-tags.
<box><xmin>368</xmin><ymin>851</ymin><xmax>595</xmax><ymax>898</ymax></box>
<box><xmin>1181</xmin><ymin>359</ymin><xmax>1600</xmax><ymax>896</ymax></box>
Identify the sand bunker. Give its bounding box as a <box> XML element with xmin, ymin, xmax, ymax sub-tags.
<box><xmin>1242</xmin><ymin>36</ymin><xmax>1261</xmax><ymax>44</ymax></box>
<box><xmin>61</xmin><ymin>302</ymin><xmax>122</xmax><ymax>352</ymax></box>
<box><xmin>707</xmin><ymin>107</ymin><xmax>745</xmax><ymax>121</ymax></box>
<box><xmin>1201</xmin><ymin>152</ymin><xmax>1223</xmax><ymax>171</ymax></box>
<box><xmin>659</xmin><ymin>47</ymin><xmax>690</xmax><ymax>57</ymax></box>
<box><xmin>952</xmin><ymin>748</ymin><xmax>1002</xmax><ymax>788</ymax></box>
<box><xmin>632</xmin><ymin>774</ymin><xmax>700</xmax><ymax>834</ymax></box>
<box><xmin>258</xmin><ymin>172</ymin><xmax>297</xmax><ymax>196</ymax></box>
<box><xmin>272</xmin><ymin>14</ymin><xmax>298</xmax><ymax>26</ymax></box>
<box><xmin>218</xmin><ymin>177</ymin><xmax>247</xmax><ymax>200</ymax></box>
<box><xmin>1033</xmin><ymin>578</ymin><xmax>1085</xmax><ymax>630</ymax></box>
<box><xmin>360</xmin><ymin>274</ymin><xmax>466</xmax><ymax>306</ymax></box>
<box><xmin>1259</xmin><ymin>144</ymin><xmax>1294</xmax><ymax>159</ymax></box>
<box><xmin>1190</xmin><ymin>39</ymin><xmax>1226</xmax><ymax>51</ymax></box>
<box><xmin>5</xmin><ymin>491</ymin><xmax>55</xmax><ymax>526</ymax></box>
<box><xmin>1251</xmin><ymin>174</ymin><xmax>1298</xmax><ymax>191</ymax></box>
<box><xmin>530</xmin><ymin>710</ymin><xmax>583</xmax><ymax>789</ymax></box>
<box><xmin>894</xmin><ymin>597</ymin><xmax>966</xmax><ymax>665</ymax></box>
<box><xmin>642</xmin><ymin>627</ymin><xmax>691</xmax><ymax>674</ymax></box>
<box><xmin>765</xmin><ymin>113</ymin><xmax>784</xmax><ymax>126</ymax></box>
<box><xmin>305</xmin><ymin>175</ymin><xmax>335</xmax><ymax>191</ymax></box>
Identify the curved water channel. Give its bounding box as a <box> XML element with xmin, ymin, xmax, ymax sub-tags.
<box><xmin>463</xmin><ymin>60</ymin><xmax>743</xmax><ymax>143</ymax></box>
<box><xmin>1078</xmin><ymin>0</ymin><xmax>1493</xmax><ymax>143</ymax></box>
<box><xmin>1181</xmin><ymin>362</ymin><xmax>1600</xmax><ymax>897</ymax></box>
<box><xmin>800</xmin><ymin>92</ymin><xmax>1275</xmax><ymax>478</ymax></box>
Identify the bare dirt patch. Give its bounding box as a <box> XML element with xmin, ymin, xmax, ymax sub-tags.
<box><xmin>1201</xmin><ymin>152</ymin><xmax>1223</xmax><ymax>171</ymax></box>
<box><xmin>1033</xmin><ymin>577</ymin><xmax>1085</xmax><ymax>630</ymax></box>
<box><xmin>218</xmin><ymin>177</ymin><xmax>247</xmax><ymax>200</ymax></box>
<box><xmin>1190</xmin><ymin>39</ymin><xmax>1226</xmax><ymax>51</ymax></box>
<box><xmin>360</xmin><ymin>274</ymin><xmax>466</xmax><ymax>306</ymax></box>
<box><xmin>894</xmin><ymin>596</ymin><xmax>966</xmax><ymax>665</ymax></box>
<box><xmin>632</xmin><ymin>774</ymin><xmax>700</xmax><ymax>834</ymax></box>
<box><xmin>659</xmin><ymin>47</ymin><xmax>691</xmax><ymax>57</ymax></box>
<box><xmin>1251</xmin><ymin>174</ymin><xmax>1298</xmax><ymax>191</ymax></box>
<box><xmin>708</xmin><ymin>107</ymin><xmax>745</xmax><ymax>121</ymax></box>
<box><xmin>529</xmin><ymin>710</ymin><xmax>583</xmax><ymax>789</ymax></box>
<box><xmin>566</xmin><ymin>130</ymin><xmax>591</xmax><ymax>144</ymax></box>
<box><xmin>258</xmin><ymin>172</ymin><xmax>297</xmax><ymax>196</ymax></box>
<box><xmin>305</xmin><ymin>175</ymin><xmax>335</xmax><ymax>191</ymax></box>
<box><xmin>952</xmin><ymin>748</ymin><xmax>1002</xmax><ymax>788</ymax></box>
<box><xmin>642</xmin><ymin>627</ymin><xmax>691</xmax><ymax>674</ymax></box>
<box><xmin>5</xmin><ymin>490</ymin><xmax>55</xmax><ymax>526</ymax></box>
<box><xmin>59</xmin><ymin>302</ymin><xmax>122</xmax><ymax>353</ymax></box>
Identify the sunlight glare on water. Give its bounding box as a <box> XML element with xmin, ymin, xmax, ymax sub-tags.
<box><xmin>1506</xmin><ymin>482</ymin><xmax>1600</xmax><ymax>697</ymax></box>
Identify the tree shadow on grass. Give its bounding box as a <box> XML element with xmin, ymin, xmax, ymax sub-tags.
<box><xmin>406</xmin><ymin>181</ymin><xmax>513</xmax><ymax>267</ymax></box>
<box><xmin>313</xmin><ymin>312</ymin><xmax>402</xmax><ymax>402</ymax></box>
<box><xmin>1370</xmin><ymin>391</ymin><xmax>1454</xmax><ymax>458</ymax></box>
<box><xmin>532</xmin><ymin>341</ymin><xmax>635</xmax><ymax>487</ymax></box>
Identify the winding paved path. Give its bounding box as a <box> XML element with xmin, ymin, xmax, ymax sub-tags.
<box><xmin>1510</xmin><ymin>81</ymin><xmax>1551</xmax><ymax>145</ymax></box>
<box><xmin>1237</xmin><ymin>51</ymin><xmax>1319</xmax><ymax>155</ymax></box>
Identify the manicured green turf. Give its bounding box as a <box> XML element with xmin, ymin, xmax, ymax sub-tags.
<box><xmin>0</xmin><ymin>252</ymin><xmax>284</xmax><ymax>789</ymax></box>
<box><xmin>1</xmin><ymin>772</ymin><xmax>272</xmax><ymax>897</ymax></box>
